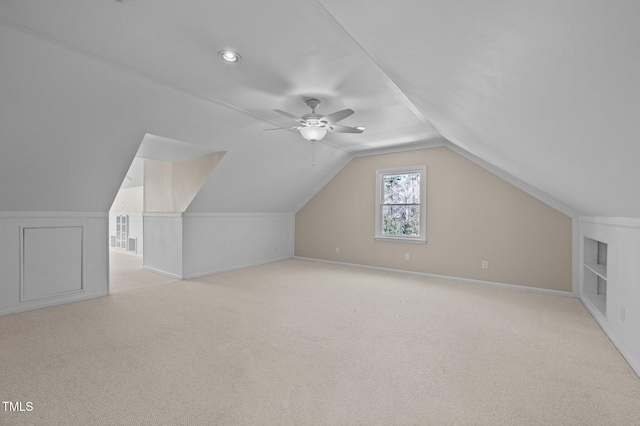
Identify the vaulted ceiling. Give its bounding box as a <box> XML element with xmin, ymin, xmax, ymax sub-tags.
<box><xmin>1</xmin><ymin>1</ymin><xmax>638</xmax><ymax>217</ymax></box>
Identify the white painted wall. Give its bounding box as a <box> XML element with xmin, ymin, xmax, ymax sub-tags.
<box><xmin>580</xmin><ymin>217</ymin><xmax>640</xmax><ymax>377</ymax></box>
<box><xmin>22</xmin><ymin>227</ymin><xmax>83</xmax><ymax>301</ymax></box>
<box><xmin>0</xmin><ymin>212</ymin><xmax>108</xmax><ymax>316</ymax></box>
<box><xmin>142</xmin><ymin>213</ymin><xmax>293</xmax><ymax>280</ymax></box>
<box><xmin>142</xmin><ymin>213</ymin><xmax>183</xmax><ymax>279</ymax></box>
<box><xmin>182</xmin><ymin>213</ymin><xmax>294</xmax><ymax>279</ymax></box>
<box><xmin>184</xmin><ymin>213</ymin><xmax>294</xmax><ymax>278</ymax></box>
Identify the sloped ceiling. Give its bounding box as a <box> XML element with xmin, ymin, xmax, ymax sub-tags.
<box><xmin>320</xmin><ymin>0</ymin><xmax>640</xmax><ymax>218</ymax></box>
<box><xmin>0</xmin><ymin>1</ymin><xmax>638</xmax><ymax>217</ymax></box>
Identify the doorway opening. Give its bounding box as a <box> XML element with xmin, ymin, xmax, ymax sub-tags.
<box><xmin>108</xmin><ymin>133</ymin><xmax>225</xmax><ymax>293</ymax></box>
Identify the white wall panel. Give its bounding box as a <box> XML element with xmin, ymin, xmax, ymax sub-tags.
<box><xmin>0</xmin><ymin>212</ymin><xmax>108</xmax><ymax>316</ymax></box>
<box><xmin>143</xmin><ymin>213</ymin><xmax>183</xmax><ymax>278</ymax></box>
<box><xmin>580</xmin><ymin>217</ymin><xmax>640</xmax><ymax>377</ymax></box>
<box><xmin>182</xmin><ymin>213</ymin><xmax>293</xmax><ymax>279</ymax></box>
<box><xmin>0</xmin><ymin>218</ymin><xmax>7</xmax><ymax>312</ymax></box>
<box><xmin>21</xmin><ymin>226</ymin><xmax>83</xmax><ymax>301</ymax></box>
<box><xmin>127</xmin><ymin>213</ymin><xmax>143</xmax><ymax>255</ymax></box>
<box><xmin>141</xmin><ymin>213</ymin><xmax>292</xmax><ymax>280</ymax></box>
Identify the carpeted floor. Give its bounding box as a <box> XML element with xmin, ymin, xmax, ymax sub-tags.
<box><xmin>109</xmin><ymin>250</ymin><xmax>177</xmax><ymax>293</ymax></box>
<box><xmin>1</xmin><ymin>259</ymin><xmax>639</xmax><ymax>425</ymax></box>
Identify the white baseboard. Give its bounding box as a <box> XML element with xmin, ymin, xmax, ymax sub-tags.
<box><xmin>182</xmin><ymin>256</ymin><xmax>293</xmax><ymax>280</ymax></box>
<box><xmin>0</xmin><ymin>290</ymin><xmax>108</xmax><ymax>316</ymax></box>
<box><xmin>142</xmin><ymin>256</ymin><xmax>293</xmax><ymax>280</ymax></box>
<box><xmin>293</xmin><ymin>256</ymin><xmax>575</xmax><ymax>298</ymax></box>
<box><xmin>142</xmin><ymin>265</ymin><xmax>184</xmax><ymax>280</ymax></box>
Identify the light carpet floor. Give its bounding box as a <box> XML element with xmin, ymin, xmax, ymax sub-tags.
<box><xmin>1</xmin><ymin>259</ymin><xmax>639</xmax><ymax>425</ymax></box>
<box><xmin>109</xmin><ymin>250</ymin><xmax>177</xmax><ymax>293</ymax></box>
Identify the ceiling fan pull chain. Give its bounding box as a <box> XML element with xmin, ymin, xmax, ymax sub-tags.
<box><xmin>311</xmin><ymin>140</ymin><xmax>315</xmax><ymax>166</ymax></box>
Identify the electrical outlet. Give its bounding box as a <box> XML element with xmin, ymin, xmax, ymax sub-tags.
<box><xmin>336</xmin><ymin>247</ymin><xmax>340</xmax><ymax>253</ymax></box>
<box><xmin>404</xmin><ymin>253</ymin><xmax>410</xmax><ymax>261</ymax></box>
<box><xmin>482</xmin><ymin>261</ymin><xmax>488</xmax><ymax>269</ymax></box>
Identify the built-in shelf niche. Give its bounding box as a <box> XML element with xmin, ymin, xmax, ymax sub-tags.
<box><xmin>583</xmin><ymin>237</ymin><xmax>607</xmax><ymax>317</ymax></box>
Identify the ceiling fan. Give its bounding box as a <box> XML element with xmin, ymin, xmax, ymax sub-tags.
<box><xmin>265</xmin><ymin>98</ymin><xmax>364</xmax><ymax>142</ymax></box>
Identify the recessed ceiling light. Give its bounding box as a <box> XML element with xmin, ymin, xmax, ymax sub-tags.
<box><xmin>218</xmin><ymin>50</ymin><xmax>241</xmax><ymax>63</ymax></box>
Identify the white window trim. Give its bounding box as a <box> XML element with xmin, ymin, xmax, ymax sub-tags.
<box><xmin>375</xmin><ymin>165</ymin><xmax>427</xmax><ymax>244</ymax></box>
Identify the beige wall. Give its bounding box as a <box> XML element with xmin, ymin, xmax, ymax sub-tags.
<box><xmin>144</xmin><ymin>160</ymin><xmax>174</xmax><ymax>212</ymax></box>
<box><xmin>295</xmin><ymin>147</ymin><xmax>572</xmax><ymax>292</ymax></box>
<box><xmin>144</xmin><ymin>152</ymin><xmax>226</xmax><ymax>213</ymax></box>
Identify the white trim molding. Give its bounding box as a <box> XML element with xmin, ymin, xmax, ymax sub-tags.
<box><xmin>142</xmin><ymin>212</ymin><xmax>184</xmax><ymax>218</ymax></box>
<box><xmin>580</xmin><ymin>216</ymin><xmax>640</xmax><ymax>229</ymax></box>
<box><xmin>184</xmin><ymin>212</ymin><xmax>293</xmax><ymax>218</ymax></box>
<box><xmin>375</xmin><ymin>165</ymin><xmax>427</xmax><ymax>244</ymax></box>
<box><xmin>0</xmin><ymin>290</ymin><xmax>108</xmax><ymax>317</ymax></box>
<box><xmin>181</xmin><ymin>256</ymin><xmax>293</xmax><ymax>280</ymax></box>
<box><xmin>0</xmin><ymin>211</ymin><xmax>108</xmax><ymax>218</ymax></box>
<box><xmin>352</xmin><ymin>138</ymin><xmax>448</xmax><ymax>158</ymax></box>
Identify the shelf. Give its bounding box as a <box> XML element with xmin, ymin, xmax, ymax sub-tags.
<box><xmin>584</xmin><ymin>262</ymin><xmax>607</xmax><ymax>280</ymax></box>
<box><xmin>583</xmin><ymin>292</ymin><xmax>606</xmax><ymax>317</ymax></box>
<box><xmin>583</xmin><ymin>237</ymin><xmax>608</xmax><ymax>318</ymax></box>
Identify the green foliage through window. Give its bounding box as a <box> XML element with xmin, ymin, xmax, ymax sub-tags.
<box><xmin>381</xmin><ymin>173</ymin><xmax>420</xmax><ymax>236</ymax></box>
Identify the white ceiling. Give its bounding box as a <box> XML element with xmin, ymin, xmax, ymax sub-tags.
<box><xmin>136</xmin><ymin>134</ymin><xmax>218</xmax><ymax>163</ymax></box>
<box><xmin>0</xmin><ymin>0</ymin><xmax>638</xmax><ymax>217</ymax></box>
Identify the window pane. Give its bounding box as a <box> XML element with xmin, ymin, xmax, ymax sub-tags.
<box><xmin>382</xmin><ymin>205</ymin><xmax>420</xmax><ymax>236</ymax></box>
<box><xmin>383</xmin><ymin>173</ymin><xmax>420</xmax><ymax>204</ymax></box>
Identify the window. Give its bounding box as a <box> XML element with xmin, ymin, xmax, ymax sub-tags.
<box><xmin>375</xmin><ymin>166</ymin><xmax>426</xmax><ymax>243</ymax></box>
<box><xmin>116</xmin><ymin>215</ymin><xmax>128</xmax><ymax>249</ymax></box>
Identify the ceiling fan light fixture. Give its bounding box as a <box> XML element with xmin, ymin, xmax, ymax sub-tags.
<box><xmin>218</xmin><ymin>50</ymin><xmax>241</xmax><ymax>63</ymax></box>
<box><xmin>300</xmin><ymin>126</ymin><xmax>327</xmax><ymax>141</ymax></box>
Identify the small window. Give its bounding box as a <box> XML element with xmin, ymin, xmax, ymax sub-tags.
<box><xmin>375</xmin><ymin>166</ymin><xmax>426</xmax><ymax>243</ymax></box>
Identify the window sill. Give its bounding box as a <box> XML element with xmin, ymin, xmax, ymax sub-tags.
<box><xmin>374</xmin><ymin>236</ymin><xmax>427</xmax><ymax>244</ymax></box>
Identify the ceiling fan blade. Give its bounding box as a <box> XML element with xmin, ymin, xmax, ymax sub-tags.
<box><xmin>274</xmin><ymin>109</ymin><xmax>304</xmax><ymax>123</ymax></box>
<box><xmin>321</xmin><ymin>109</ymin><xmax>354</xmax><ymax>124</ymax></box>
<box><xmin>328</xmin><ymin>124</ymin><xmax>364</xmax><ymax>133</ymax></box>
<box><xmin>263</xmin><ymin>126</ymin><xmax>301</xmax><ymax>131</ymax></box>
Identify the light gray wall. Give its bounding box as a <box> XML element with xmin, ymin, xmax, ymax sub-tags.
<box><xmin>140</xmin><ymin>213</ymin><xmax>293</xmax><ymax>280</ymax></box>
<box><xmin>143</xmin><ymin>214</ymin><xmax>184</xmax><ymax>279</ymax></box>
<box><xmin>0</xmin><ymin>213</ymin><xmax>108</xmax><ymax>316</ymax></box>
<box><xmin>182</xmin><ymin>213</ymin><xmax>293</xmax><ymax>279</ymax></box>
